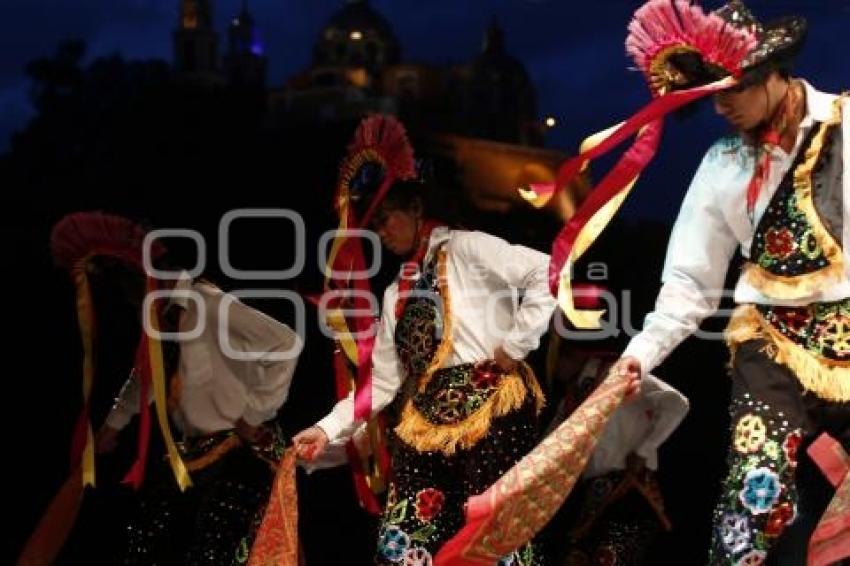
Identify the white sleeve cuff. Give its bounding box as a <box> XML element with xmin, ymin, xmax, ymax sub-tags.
<box><xmin>316</xmin><ymin>412</ymin><xmax>346</xmax><ymax>444</ymax></box>
<box><xmin>622</xmin><ymin>335</ymin><xmax>661</xmax><ymax>377</ymax></box>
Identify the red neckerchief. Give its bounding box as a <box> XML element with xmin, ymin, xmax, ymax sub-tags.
<box><xmin>746</xmin><ymin>80</ymin><xmax>804</xmax><ymax>221</ymax></box>
<box><xmin>394</xmin><ymin>220</ymin><xmax>444</xmax><ymax>320</ymax></box>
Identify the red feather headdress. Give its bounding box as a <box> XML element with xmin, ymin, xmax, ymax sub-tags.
<box><xmin>323</xmin><ymin>115</ymin><xmax>416</xmax><ymax>513</ymax></box>
<box><xmin>51</xmin><ymin>212</ymin><xmax>189</xmax><ymax>492</ymax></box>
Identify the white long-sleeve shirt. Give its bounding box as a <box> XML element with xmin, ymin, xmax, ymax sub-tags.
<box><xmin>106</xmin><ymin>277</ymin><xmax>302</xmax><ymax>436</ymax></box>
<box><xmin>624</xmin><ymin>81</ymin><xmax>850</xmax><ymax>374</ymax></box>
<box><xmin>316</xmin><ymin>226</ymin><xmax>557</xmax><ymax>443</ymax></box>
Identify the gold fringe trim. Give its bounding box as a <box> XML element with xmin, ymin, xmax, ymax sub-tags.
<box><xmin>183</xmin><ymin>435</ymin><xmax>243</xmax><ymax>472</ymax></box>
<box><xmin>725</xmin><ymin>305</ymin><xmax>850</xmax><ymax>402</ymax></box>
<box><xmin>744</xmin><ymin>95</ymin><xmax>846</xmax><ymax>299</ymax></box>
<box><xmin>395</xmin><ymin>372</ymin><xmax>524</xmax><ymax>456</ymax></box>
<box><xmin>741</xmin><ymin>262</ymin><xmax>844</xmax><ymax>301</ymax></box>
<box><xmin>521</xmin><ymin>362</ymin><xmax>547</xmax><ymax>416</ymax></box>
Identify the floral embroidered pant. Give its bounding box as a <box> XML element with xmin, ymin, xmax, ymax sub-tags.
<box><xmin>376</xmin><ymin>399</ymin><xmax>545</xmax><ymax>565</ymax></box>
<box><xmin>709</xmin><ymin>340</ymin><xmax>850</xmax><ymax>565</ymax></box>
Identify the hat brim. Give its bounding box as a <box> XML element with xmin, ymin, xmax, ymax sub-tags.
<box><xmin>742</xmin><ymin>15</ymin><xmax>807</xmax><ymax>70</ymax></box>
<box><xmin>664</xmin><ymin>15</ymin><xmax>807</xmax><ymax>93</ymax></box>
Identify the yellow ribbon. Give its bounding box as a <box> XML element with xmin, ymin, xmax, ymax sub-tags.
<box><xmin>327</xmin><ymin>308</ymin><xmax>359</xmax><ymax>363</ymax></box>
<box><xmin>559</xmin><ymin>121</ymin><xmax>640</xmax><ymax>330</ymax></box>
<box><xmin>145</xmin><ymin>277</ymin><xmax>192</xmax><ymax>491</ymax></box>
<box><xmin>365</xmin><ymin>417</ymin><xmax>388</xmax><ymax>493</ymax></box>
<box><xmin>72</xmin><ymin>266</ymin><xmax>96</xmax><ymax>487</ymax></box>
<box><xmin>517</xmin><ymin>186</ymin><xmax>556</xmax><ymax>209</ymax></box>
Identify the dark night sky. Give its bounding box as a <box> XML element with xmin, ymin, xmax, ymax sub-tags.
<box><xmin>2</xmin><ymin>0</ymin><xmax>849</xmax><ymax>221</ymax></box>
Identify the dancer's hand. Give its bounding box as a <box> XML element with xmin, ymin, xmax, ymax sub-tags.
<box><xmin>613</xmin><ymin>356</ymin><xmax>642</xmax><ymax>399</ymax></box>
<box><xmin>293</xmin><ymin>426</ymin><xmax>329</xmax><ymax>462</ymax></box>
<box><xmin>494</xmin><ymin>345</ymin><xmax>518</xmax><ymax>373</ymax></box>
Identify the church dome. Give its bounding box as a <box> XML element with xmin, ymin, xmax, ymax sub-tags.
<box><xmin>313</xmin><ymin>0</ymin><xmax>401</xmax><ymax>69</ymax></box>
<box><xmin>470</xmin><ymin>19</ymin><xmax>531</xmax><ymax>87</ymax></box>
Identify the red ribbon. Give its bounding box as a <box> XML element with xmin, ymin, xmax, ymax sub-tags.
<box><xmin>548</xmin><ymin>78</ymin><xmax>734</xmax><ymax>294</ymax></box>
<box><xmin>121</xmin><ymin>338</ymin><xmax>153</xmax><ymax>489</ymax></box>
<box><xmin>328</xmin><ymin>232</ymin><xmax>377</xmax><ymax>423</ymax></box>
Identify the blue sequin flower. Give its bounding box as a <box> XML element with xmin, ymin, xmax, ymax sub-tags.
<box><xmin>739</xmin><ymin>467</ymin><xmax>782</xmax><ymax>515</ymax></box>
<box><xmin>378</xmin><ymin>526</ymin><xmax>411</xmax><ymax>562</ymax></box>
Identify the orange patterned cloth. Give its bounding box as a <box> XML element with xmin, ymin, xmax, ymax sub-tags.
<box><xmin>434</xmin><ymin>371</ymin><xmax>631</xmax><ymax>565</ymax></box>
<box><xmin>807</xmin><ymin>433</ymin><xmax>850</xmax><ymax>566</ymax></box>
<box><xmin>248</xmin><ymin>448</ymin><xmax>300</xmax><ymax>566</ymax></box>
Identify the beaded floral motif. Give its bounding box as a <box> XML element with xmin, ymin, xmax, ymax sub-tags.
<box><xmin>379</xmin><ymin>526</ymin><xmax>412</xmax><ymax>562</ymax></box>
<box><xmin>750</xmin><ymin>124</ymin><xmax>838</xmax><ymax>278</ymax></box>
<box><xmin>402</xmin><ymin>546</ymin><xmax>433</xmax><ymax>565</ymax></box>
<box><xmin>739</xmin><ymin>467</ymin><xmax>781</xmax><ymax>515</ymax></box>
<box><xmin>743</xmin><ymin>99</ymin><xmax>846</xmax><ymax>301</ymax></box>
<box><xmin>710</xmin><ymin>393</ymin><xmax>800</xmax><ymax>564</ymax></box>
<box><xmin>412</xmin><ymin>362</ymin><xmax>508</xmax><ymax>426</ymax></box>
<box><xmin>752</xmin><ymin>170</ymin><xmax>825</xmax><ymax>274</ymax></box>
<box><xmin>395</xmin><ymin>253</ymin><xmax>445</xmax><ymax>383</ymax></box>
<box><xmin>382</xmin><ymin>488</ymin><xmax>440</xmax><ymax>552</ymax></box>
<box><xmin>758</xmin><ymin>298</ymin><xmax>850</xmax><ymax>362</ymax></box>
<box><xmin>414</xmin><ymin>488</ymin><xmax>446</xmax><ymax>523</ymax></box>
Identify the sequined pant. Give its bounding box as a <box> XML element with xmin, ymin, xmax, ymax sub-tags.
<box><xmin>709</xmin><ymin>340</ymin><xmax>850</xmax><ymax>565</ymax></box>
<box><xmin>120</xmin><ymin>437</ymin><xmax>275</xmax><ymax>565</ymax></box>
<box><xmin>557</xmin><ymin>476</ymin><xmax>663</xmax><ymax>566</ymax></box>
<box><xmin>375</xmin><ymin>398</ymin><xmax>545</xmax><ymax>565</ymax></box>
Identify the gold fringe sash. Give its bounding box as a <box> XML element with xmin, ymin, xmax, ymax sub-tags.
<box><xmin>726</xmin><ymin>305</ymin><xmax>850</xmax><ymax>402</ymax></box>
<box><xmin>394</xmin><ymin>363</ymin><xmax>545</xmax><ymax>456</ymax></box>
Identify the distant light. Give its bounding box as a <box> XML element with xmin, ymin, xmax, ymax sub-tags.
<box><xmin>545</xmin><ymin>116</ymin><xmax>557</xmax><ymax>128</ymax></box>
<box><xmin>350</xmin><ymin>30</ymin><xmax>363</xmax><ymax>41</ymax></box>
<box><xmin>232</xmin><ymin>17</ymin><xmax>240</xmax><ymax>25</ymax></box>
<box><xmin>251</xmin><ymin>41</ymin><xmax>264</xmax><ymax>56</ymax></box>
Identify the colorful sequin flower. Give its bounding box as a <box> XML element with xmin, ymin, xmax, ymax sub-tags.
<box><xmin>471</xmin><ymin>363</ymin><xmax>501</xmax><ymax>390</ymax></box>
<box><xmin>772</xmin><ymin>307</ymin><xmax>813</xmax><ymax>335</ymax></box>
<box><xmin>765</xmin><ymin>501</ymin><xmax>796</xmax><ymax>538</ymax></box>
<box><xmin>764</xmin><ymin>227</ymin><xmax>796</xmax><ymax>259</ymax></box>
<box><xmin>739</xmin><ymin>467</ymin><xmax>782</xmax><ymax>515</ymax></box>
<box><xmin>379</xmin><ymin>526</ymin><xmax>411</xmax><ymax>562</ymax></box>
<box><xmin>737</xmin><ymin>549</ymin><xmax>767</xmax><ymax>565</ymax></box>
<box><xmin>782</xmin><ymin>430</ymin><xmax>803</xmax><ymax>468</ymax></box>
<box><xmin>763</xmin><ymin>440</ymin><xmax>780</xmax><ymax>461</ymax></box>
<box><xmin>719</xmin><ymin>512</ymin><xmax>752</xmax><ymax>555</ymax></box>
<box><xmin>813</xmin><ymin>313</ymin><xmax>850</xmax><ymax>358</ymax></box>
<box><xmin>414</xmin><ymin>488</ymin><xmax>445</xmax><ymax>523</ymax></box>
<box><xmin>734</xmin><ymin>414</ymin><xmax>767</xmax><ymax>454</ymax></box>
<box><xmin>402</xmin><ymin>546</ymin><xmax>433</xmax><ymax>565</ymax></box>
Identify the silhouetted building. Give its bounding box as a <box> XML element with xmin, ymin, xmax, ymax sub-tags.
<box><xmin>168</xmin><ymin>0</ymin><xmax>567</xmax><ymax>215</ymax></box>
<box><xmin>225</xmin><ymin>1</ymin><xmax>267</xmax><ymax>88</ymax></box>
<box><xmin>269</xmin><ymin>1</ymin><xmax>544</xmax><ymax>147</ymax></box>
<box><xmin>450</xmin><ymin>18</ymin><xmax>540</xmax><ymax>145</ymax></box>
<box><xmin>173</xmin><ymin>0</ymin><xmax>222</xmax><ymax>84</ymax></box>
